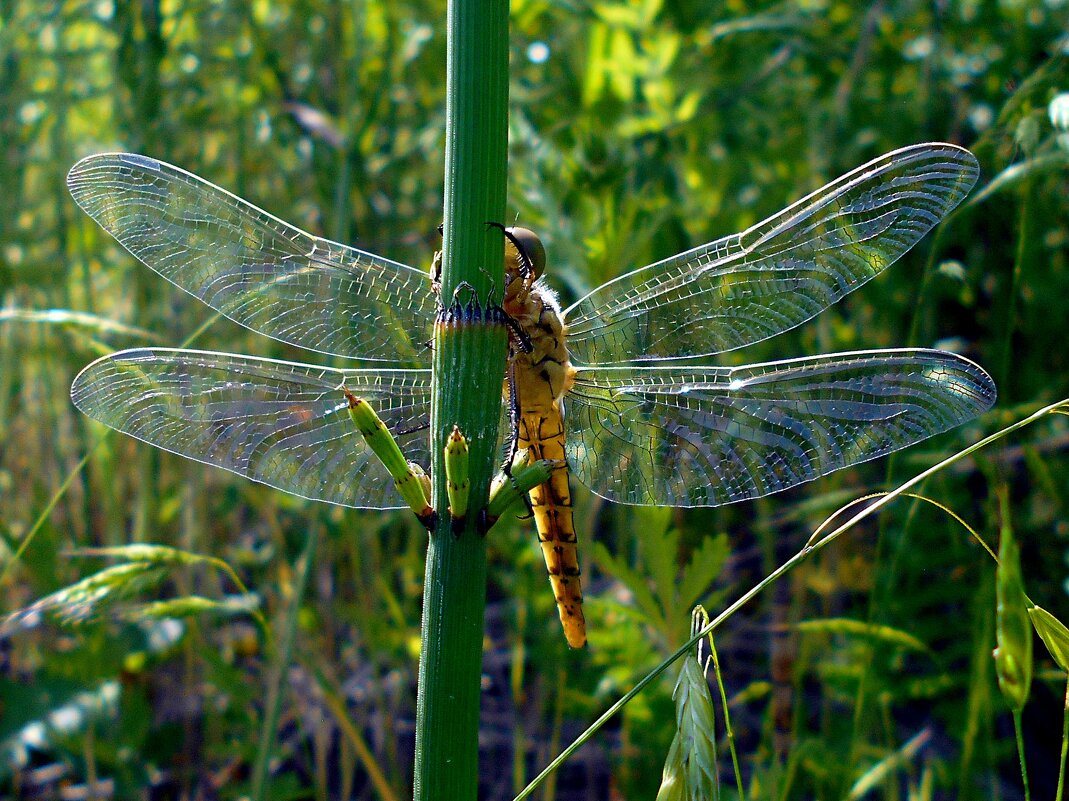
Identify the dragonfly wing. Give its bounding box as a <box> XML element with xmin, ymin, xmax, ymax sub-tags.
<box><xmin>71</xmin><ymin>348</ymin><xmax>432</xmax><ymax>509</ymax></box>
<box><xmin>67</xmin><ymin>153</ymin><xmax>434</xmax><ymax>363</ymax></box>
<box><xmin>564</xmin><ymin>350</ymin><xmax>995</xmax><ymax>507</ymax></box>
<box><xmin>565</xmin><ymin>144</ymin><xmax>978</xmax><ymax>364</ymax></box>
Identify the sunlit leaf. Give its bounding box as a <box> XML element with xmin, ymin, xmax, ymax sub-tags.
<box><xmin>1028</xmin><ymin>605</ymin><xmax>1069</xmax><ymax>673</ymax></box>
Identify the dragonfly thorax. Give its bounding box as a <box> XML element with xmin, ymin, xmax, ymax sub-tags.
<box><xmin>506</xmin><ymin>282</ymin><xmax>574</xmax><ymax>402</ymax></box>
<box><xmin>502</xmin><ymin>229</ymin><xmax>574</xmax><ymax>405</ymax></box>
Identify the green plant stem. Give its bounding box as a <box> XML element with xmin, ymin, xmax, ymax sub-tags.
<box><xmin>510</xmin><ymin>607</ymin><xmax>528</xmax><ymax>795</ymax></box>
<box><xmin>1013</xmin><ymin>708</ymin><xmax>1031</xmax><ymax>801</ymax></box>
<box><xmin>84</xmin><ymin>720</ymin><xmax>98</xmax><ymax>801</ymax></box>
<box><xmin>413</xmin><ymin>0</ymin><xmax>509</xmax><ymax>799</ymax></box>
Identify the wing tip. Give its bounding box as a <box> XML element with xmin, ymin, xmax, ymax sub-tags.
<box><xmin>67</xmin><ymin>152</ymin><xmax>163</xmax><ymax>206</ymax></box>
<box><xmin>888</xmin><ymin>141</ymin><xmax>981</xmax><ymax>203</ymax></box>
<box><xmin>68</xmin><ymin>151</ymin><xmax>160</xmax><ymax>176</ymax></box>
<box><xmin>70</xmin><ymin>346</ymin><xmax>161</xmax><ymax>408</ymax></box>
<box><xmin>70</xmin><ymin>351</ymin><xmax>113</xmax><ymax>410</ymax></box>
<box><xmin>951</xmin><ymin>353</ymin><xmax>998</xmax><ymax>417</ymax></box>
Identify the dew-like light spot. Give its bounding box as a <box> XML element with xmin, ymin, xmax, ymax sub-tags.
<box><xmin>527</xmin><ymin>41</ymin><xmax>550</xmax><ymax>64</ymax></box>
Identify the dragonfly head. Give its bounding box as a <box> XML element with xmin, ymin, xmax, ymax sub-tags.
<box><xmin>504</xmin><ymin>226</ymin><xmax>546</xmax><ymax>283</ymax></box>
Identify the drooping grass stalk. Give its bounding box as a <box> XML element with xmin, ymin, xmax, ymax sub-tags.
<box><xmin>251</xmin><ymin>527</ymin><xmax>319</xmax><ymax>801</ymax></box>
<box><xmin>515</xmin><ymin>398</ymin><xmax>1069</xmax><ymax>799</ymax></box>
<box><xmin>303</xmin><ymin>657</ymin><xmax>402</xmax><ymax>801</ymax></box>
<box><xmin>510</xmin><ymin>607</ymin><xmax>528</xmax><ymax>796</ymax></box>
<box><xmin>1</xmin><ymin>447</ymin><xmax>96</xmax><ymax>584</ymax></box>
<box><xmin>413</xmin><ymin>0</ymin><xmax>509</xmax><ymax>798</ymax></box>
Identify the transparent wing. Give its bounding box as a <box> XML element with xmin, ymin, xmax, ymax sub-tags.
<box><xmin>67</xmin><ymin>153</ymin><xmax>434</xmax><ymax>364</ymax></box>
<box><xmin>564</xmin><ymin>144</ymin><xmax>979</xmax><ymax>365</ymax></box>
<box><xmin>71</xmin><ymin>348</ymin><xmax>432</xmax><ymax>509</ymax></box>
<box><xmin>564</xmin><ymin>350</ymin><xmax>995</xmax><ymax>507</ymax></box>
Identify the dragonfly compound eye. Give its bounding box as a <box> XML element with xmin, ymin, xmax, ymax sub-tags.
<box><xmin>505</xmin><ymin>226</ymin><xmax>547</xmax><ymax>281</ymax></box>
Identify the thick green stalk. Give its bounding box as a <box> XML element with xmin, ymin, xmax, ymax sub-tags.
<box><xmin>414</xmin><ymin>1</ymin><xmax>509</xmax><ymax>799</ymax></box>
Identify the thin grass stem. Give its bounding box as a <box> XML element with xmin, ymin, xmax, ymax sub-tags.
<box><xmin>708</xmin><ymin>636</ymin><xmax>744</xmax><ymax>798</ymax></box>
<box><xmin>1013</xmin><ymin>708</ymin><xmax>1031</xmax><ymax>801</ymax></box>
<box><xmin>251</xmin><ymin>527</ymin><xmax>318</xmax><ymax>801</ymax></box>
<box><xmin>1058</xmin><ymin>677</ymin><xmax>1069</xmax><ymax>801</ymax></box>
<box><xmin>516</xmin><ymin>397</ymin><xmax>1069</xmax><ymax>800</ymax></box>
<box><xmin>303</xmin><ymin>657</ymin><xmax>402</xmax><ymax>801</ymax></box>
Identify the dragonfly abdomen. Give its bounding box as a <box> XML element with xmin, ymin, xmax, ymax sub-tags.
<box><xmin>518</xmin><ymin>408</ymin><xmax>586</xmax><ymax>648</ymax></box>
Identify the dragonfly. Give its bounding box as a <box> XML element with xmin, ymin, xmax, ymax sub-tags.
<box><xmin>68</xmin><ymin>144</ymin><xmax>996</xmax><ymax>648</ymax></box>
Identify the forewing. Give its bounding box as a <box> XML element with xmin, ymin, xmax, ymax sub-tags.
<box><xmin>71</xmin><ymin>348</ymin><xmax>432</xmax><ymax>509</ymax></box>
<box><xmin>565</xmin><ymin>144</ymin><xmax>978</xmax><ymax>365</ymax></box>
<box><xmin>565</xmin><ymin>350</ymin><xmax>995</xmax><ymax>507</ymax></box>
<box><xmin>67</xmin><ymin>153</ymin><xmax>434</xmax><ymax>363</ymax></box>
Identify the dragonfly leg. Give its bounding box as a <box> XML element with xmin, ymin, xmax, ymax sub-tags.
<box><xmin>503</xmin><ymin>313</ymin><xmax>533</xmax><ymax>356</ymax></box>
<box><xmin>515</xmin><ymin>492</ymin><xmax>535</xmax><ymax>521</ymax></box>
<box><xmin>395</xmin><ymin>421</ymin><xmax>431</xmax><ymax>438</ymax></box>
<box><xmin>450</xmin><ymin>280</ymin><xmax>480</xmax><ymax>308</ymax></box>
<box><xmin>502</xmin><ymin>362</ymin><xmax>537</xmax><ymax>521</ymax></box>
<box><xmin>430</xmin><ymin>248</ymin><xmax>442</xmax><ymax>297</ymax></box>
<box><xmin>503</xmin><ymin>360</ymin><xmax>521</xmax><ymax>471</ymax></box>
<box><xmin>481</xmin><ymin>457</ymin><xmax>554</xmax><ymax>534</ymax></box>
<box><xmin>439</xmin><ymin>280</ymin><xmax>509</xmax><ymax>335</ymax></box>
<box><xmin>435</xmin><ymin>223</ymin><xmax>503</xmax><ymax>305</ymax></box>
<box><xmin>445</xmin><ymin>270</ymin><xmax>502</xmax><ymax>312</ymax></box>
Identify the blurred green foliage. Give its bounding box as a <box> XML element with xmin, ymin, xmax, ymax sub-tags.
<box><xmin>1</xmin><ymin>0</ymin><xmax>1068</xmax><ymax>799</ymax></box>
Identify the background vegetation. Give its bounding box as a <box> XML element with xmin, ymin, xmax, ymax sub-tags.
<box><xmin>1</xmin><ymin>0</ymin><xmax>1067</xmax><ymax>798</ymax></box>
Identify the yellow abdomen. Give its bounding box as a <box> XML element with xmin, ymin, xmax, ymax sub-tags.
<box><xmin>517</xmin><ymin>404</ymin><xmax>586</xmax><ymax>648</ymax></box>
